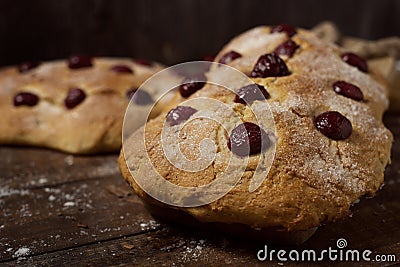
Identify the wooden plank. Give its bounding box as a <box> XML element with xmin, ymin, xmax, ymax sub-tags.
<box><xmin>2</xmin><ymin>215</ymin><xmax>399</xmax><ymax>267</ymax></box>
<box><xmin>1</xmin><ymin>228</ymin><xmax>256</xmax><ymax>267</ymax></box>
<box><xmin>0</xmin><ymin>175</ymin><xmax>163</xmax><ymax>262</ymax></box>
<box><xmin>0</xmin><ymin>147</ymin><xmax>120</xmax><ymax>188</ymax></box>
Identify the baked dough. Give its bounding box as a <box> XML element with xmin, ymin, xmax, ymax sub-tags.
<box><xmin>0</xmin><ymin>57</ymin><xmax>177</xmax><ymax>154</ymax></box>
<box><xmin>119</xmin><ymin>26</ymin><xmax>393</xmax><ymax>242</ymax></box>
<box><xmin>312</xmin><ymin>21</ymin><xmax>400</xmax><ymax>110</ymax></box>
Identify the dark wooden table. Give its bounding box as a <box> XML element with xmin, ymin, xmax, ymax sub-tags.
<box><xmin>1</xmin><ymin>114</ymin><xmax>399</xmax><ymax>267</ymax></box>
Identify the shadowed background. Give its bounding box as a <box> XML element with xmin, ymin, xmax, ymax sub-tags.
<box><xmin>0</xmin><ymin>0</ymin><xmax>399</xmax><ymax>67</ymax></box>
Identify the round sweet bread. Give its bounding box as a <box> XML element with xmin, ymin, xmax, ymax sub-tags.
<box><xmin>0</xmin><ymin>56</ymin><xmax>177</xmax><ymax>154</ymax></box>
<box><xmin>119</xmin><ymin>25</ymin><xmax>393</xmax><ymax>242</ymax></box>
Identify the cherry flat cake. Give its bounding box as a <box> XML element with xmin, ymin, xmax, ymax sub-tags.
<box><xmin>0</xmin><ymin>56</ymin><xmax>176</xmax><ymax>154</ymax></box>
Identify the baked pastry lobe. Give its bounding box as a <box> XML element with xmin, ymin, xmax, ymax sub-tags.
<box><xmin>312</xmin><ymin>21</ymin><xmax>400</xmax><ymax>110</ymax></box>
<box><xmin>0</xmin><ymin>56</ymin><xmax>177</xmax><ymax>154</ymax></box>
<box><xmin>119</xmin><ymin>25</ymin><xmax>393</xmax><ymax>242</ymax></box>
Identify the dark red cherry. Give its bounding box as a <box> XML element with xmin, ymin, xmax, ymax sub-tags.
<box><xmin>332</xmin><ymin>81</ymin><xmax>364</xmax><ymax>101</ymax></box>
<box><xmin>13</xmin><ymin>92</ymin><xmax>39</xmax><ymax>107</ymax></box>
<box><xmin>179</xmin><ymin>74</ymin><xmax>207</xmax><ymax>98</ymax></box>
<box><xmin>166</xmin><ymin>106</ymin><xmax>197</xmax><ymax>126</ymax></box>
<box><xmin>234</xmin><ymin>84</ymin><xmax>270</xmax><ymax>105</ymax></box>
<box><xmin>271</xmin><ymin>24</ymin><xmax>297</xmax><ymax>37</ymax></box>
<box><xmin>314</xmin><ymin>111</ymin><xmax>352</xmax><ymax>140</ymax></box>
<box><xmin>200</xmin><ymin>55</ymin><xmax>215</xmax><ymax>71</ymax></box>
<box><xmin>18</xmin><ymin>61</ymin><xmax>40</xmax><ymax>73</ymax></box>
<box><xmin>64</xmin><ymin>88</ymin><xmax>86</xmax><ymax>109</ymax></box>
<box><xmin>126</xmin><ymin>88</ymin><xmax>137</xmax><ymax>99</ymax></box>
<box><xmin>250</xmin><ymin>53</ymin><xmax>290</xmax><ymax>78</ymax></box>
<box><xmin>341</xmin><ymin>52</ymin><xmax>368</xmax><ymax>73</ymax></box>
<box><xmin>134</xmin><ymin>58</ymin><xmax>153</xmax><ymax>67</ymax></box>
<box><xmin>110</xmin><ymin>65</ymin><xmax>133</xmax><ymax>74</ymax></box>
<box><xmin>202</xmin><ymin>55</ymin><xmax>215</xmax><ymax>62</ymax></box>
<box><xmin>228</xmin><ymin>122</ymin><xmax>269</xmax><ymax>157</ymax></box>
<box><xmin>126</xmin><ymin>88</ymin><xmax>153</xmax><ymax>105</ymax></box>
<box><xmin>274</xmin><ymin>40</ymin><xmax>299</xmax><ymax>57</ymax></box>
<box><xmin>68</xmin><ymin>55</ymin><xmax>93</xmax><ymax>69</ymax></box>
<box><xmin>218</xmin><ymin>51</ymin><xmax>242</xmax><ymax>65</ymax></box>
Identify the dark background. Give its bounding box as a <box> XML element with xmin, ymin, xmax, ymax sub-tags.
<box><xmin>0</xmin><ymin>0</ymin><xmax>399</xmax><ymax>67</ymax></box>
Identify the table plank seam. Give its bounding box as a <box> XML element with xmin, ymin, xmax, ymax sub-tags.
<box><xmin>0</xmin><ymin>226</ymin><xmax>166</xmax><ymax>264</ymax></box>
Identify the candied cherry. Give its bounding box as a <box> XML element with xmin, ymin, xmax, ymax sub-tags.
<box><xmin>234</xmin><ymin>84</ymin><xmax>270</xmax><ymax>105</ymax></box>
<box><xmin>18</xmin><ymin>61</ymin><xmax>40</xmax><ymax>73</ymax></box>
<box><xmin>341</xmin><ymin>52</ymin><xmax>368</xmax><ymax>73</ymax></box>
<box><xmin>166</xmin><ymin>106</ymin><xmax>198</xmax><ymax>126</ymax></box>
<box><xmin>228</xmin><ymin>122</ymin><xmax>270</xmax><ymax>157</ymax></box>
<box><xmin>333</xmin><ymin>81</ymin><xmax>364</xmax><ymax>101</ymax></box>
<box><xmin>14</xmin><ymin>92</ymin><xmax>39</xmax><ymax>107</ymax></box>
<box><xmin>274</xmin><ymin>40</ymin><xmax>299</xmax><ymax>57</ymax></box>
<box><xmin>68</xmin><ymin>55</ymin><xmax>93</xmax><ymax>69</ymax></box>
<box><xmin>110</xmin><ymin>65</ymin><xmax>133</xmax><ymax>74</ymax></box>
<box><xmin>126</xmin><ymin>88</ymin><xmax>153</xmax><ymax>105</ymax></box>
<box><xmin>218</xmin><ymin>51</ymin><xmax>242</xmax><ymax>65</ymax></box>
<box><xmin>314</xmin><ymin>111</ymin><xmax>352</xmax><ymax>140</ymax></box>
<box><xmin>271</xmin><ymin>24</ymin><xmax>297</xmax><ymax>37</ymax></box>
<box><xmin>250</xmin><ymin>53</ymin><xmax>290</xmax><ymax>78</ymax></box>
<box><xmin>65</xmin><ymin>88</ymin><xmax>86</xmax><ymax>109</ymax></box>
<box><xmin>179</xmin><ymin>74</ymin><xmax>207</xmax><ymax>98</ymax></box>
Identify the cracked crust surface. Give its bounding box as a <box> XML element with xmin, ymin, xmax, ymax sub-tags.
<box><xmin>119</xmin><ymin>27</ymin><xmax>393</xmax><ymax>233</ymax></box>
<box><xmin>0</xmin><ymin>57</ymin><xmax>177</xmax><ymax>154</ymax></box>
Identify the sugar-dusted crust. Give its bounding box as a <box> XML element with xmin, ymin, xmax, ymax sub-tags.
<box><xmin>311</xmin><ymin>21</ymin><xmax>400</xmax><ymax>110</ymax></box>
<box><xmin>119</xmin><ymin>27</ymin><xmax>393</xmax><ymax>238</ymax></box>
<box><xmin>0</xmin><ymin>57</ymin><xmax>176</xmax><ymax>154</ymax></box>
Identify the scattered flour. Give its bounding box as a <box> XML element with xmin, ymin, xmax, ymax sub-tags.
<box><xmin>64</xmin><ymin>155</ymin><xmax>74</xmax><ymax>166</ymax></box>
<box><xmin>38</xmin><ymin>177</ymin><xmax>48</xmax><ymax>184</ymax></box>
<box><xmin>139</xmin><ymin>220</ymin><xmax>160</xmax><ymax>231</ymax></box>
<box><xmin>179</xmin><ymin>239</ymin><xmax>206</xmax><ymax>262</ymax></box>
<box><xmin>44</xmin><ymin>188</ymin><xmax>61</xmax><ymax>194</ymax></box>
<box><xmin>13</xmin><ymin>247</ymin><xmax>31</xmax><ymax>258</ymax></box>
<box><xmin>63</xmin><ymin>202</ymin><xmax>76</xmax><ymax>207</ymax></box>
<box><xmin>0</xmin><ymin>187</ymin><xmax>30</xmax><ymax>198</ymax></box>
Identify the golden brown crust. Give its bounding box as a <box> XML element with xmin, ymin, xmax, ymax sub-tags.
<box><xmin>0</xmin><ymin>58</ymin><xmax>176</xmax><ymax>154</ymax></box>
<box><xmin>119</xmin><ymin>27</ymin><xmax>393</xmax><ymax>235</ymax></box>
<box><xmin>119</xmin><ymin>150</ymin><xmax>316</xmax><ymax>245</ymax></box>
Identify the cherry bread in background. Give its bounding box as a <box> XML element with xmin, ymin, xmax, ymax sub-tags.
<box><xmin>119</xmin><ymin>25</ymin><xmax>393</xmax><ymax>244</ymax></box>
<box><xmin>0</xmin><ymin>56</ymin><xmax>178</xmax><ymax>154</ymax></box>
<box><xmin>312</xmin><ymin>21</ymin><xmax>400</xmax><ymax>110</ymax></box>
